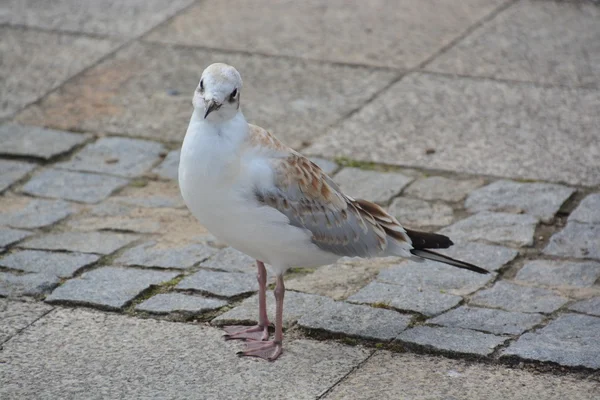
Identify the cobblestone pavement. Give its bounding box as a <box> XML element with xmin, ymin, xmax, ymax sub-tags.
<box><xmin>1</xmin><ymin>0</ymin><xmax>600</xmax><ymax>398</ymax></box>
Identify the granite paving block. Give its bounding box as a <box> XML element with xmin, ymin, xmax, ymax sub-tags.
<box><xmin>0</xmin><ymin>250</ymin><xmax>99</xmax><ymax>278</ymax></box>
<box><xmin>427</xmin><ymin>0</ymin><xmax>600</xmax><ymax>87</ymax></box>
<box><xmin>569</xmin><ymin>193</ymin><xmax>600</xmax><ymax>224</ymax></box>
<box><xmin>471</xmin><ymin>281</ymin><xmax>568</xmax><ymax>314</ymax></box>
<box><xmin>22</xmin><ymin>169</ymin><xmax>129</xmax><ymax>204</ymax></box>
<box><xmin>147</xmin><ymin>0</ymin><xmax>505</xmax><ymax>69</ymax></box>
<box><xmin>0</xmin><ymin>228</ymin><xmax>32</xmax><ymax>248</ymax></box>
<box><xmin>309</xmin><ymin>158</ymin><xmax>338</xmax><ymax>176</ymax></box>
<box><xmin>436</xmin><ymin>242</ymin><xmax>518</xmax><ymax>272</ymax></box>
<box><xmin>389</xmin><ymin>197</ymin><xmax>454</xmax><ymax>227</ymax></box>
<box><xmin>45</xmin><ymin>267</ymin><xmax>179</xmax><ymax>310</ymax></box>
<box><xmin>503</xmin><ymin>313</ymin><xmax>600</xmax><ymax>369</ymax></box>
<box><xmin>176</xmin><ymin>269</ymin><xmax>257</xmax><ymax>298</ymax></box>
<box><xmin>439</xmin><ymin>212</ymin><xmax>537</xmax><ymax>247</ymax></box>
<box><xmin>397</xmin><ymin>326</ymin><xmax>507</xmax><ymax>357</ymax></box>
<box><xmin>152</xmin><ymin>150</ymin><xmax>180</xmax><ymax>180</ymax></box>
<box><xmin>0</xmin><ymin>198</ymin><xmax>76</xmax><ymax>229</ymax></box>
<box><xmin>0</xmin><ymin>272</ymin><xmax>60</xmax><ymax>298</ymax></box>
<box><xmin>465</xmin><ymin>180</ymin><xmax>575</xmax><ymax>222</ymax></box>
<box><xmin>544</xmin><ymin>222</ymin><xmax>600</xmax><ymax>260</ymax></box>
<box><xmin>568</xmin><ymin>297</ymin><xmax>600</xmax><ymax>317</ymax></box>
<box><xmin>428</xmin><ymin>306</ymin><xmax>544</xmax><ymax>335</ymax></box>
<box><xmin>0</xmin><ymin>26</ymin><xmax>119</xmax><ymax>118</ymax></box>
<box><xmin>334</xmin><ymin>168</ymin><xmax>413</xmax><ymax>205</ymax></box>
<box><xmin>116</xmin><ymin>241</ymin><xmax>215</xmax><ymax>269</ymax></box>
<box><xmin>404</xmin><ymin>176</ymin><xmax>485</xmax><ymax>203</ymax></box>
<box><xmin>0</xmin><ymin>299</ymin><xmax>53</xmax><ymax>344</ymax></box>
<box><xmin>201</xmin><ymin>247</ymin><xmax>256</xmax><ymax>274</ymax></box>
<box><xmin>0</xmin><ymin>0</ymin><xmax>194</xmax><ymax>38</ymax></box>
<box><xmin>298</xmin><ymin>301</ymin><xmax>412</xmax><ymax>341</ymax></box>
<box><xmin>347</xmin><ymin>281</ymin><xmax>462</xmax><ymax>316</ymax></box>
<box><xmin>57</xmin><ymin>137</ymin><xmax>165</xmax><ymax>178</ymax></box>
<box><xmin>305</xmin><ymin>73</ymin><xmax>600</xmax><ymax>187</ymax></box>
<box><xmin>516</xmin><ymin>260</ymin><xmax>600</xmax><ymax>288</ymax></box>
<box><xmin>0</xmin><ymin>160</ymin><xmax>36</xmax><ymax>193</ymax></box>
<box><xmin>0</xmin><ymin>124</ymin><xmax>89</xmax><ymax>159</ymax></box>
<box><xmin>135</xmin><ymin>293</ymin><xmax>227</xmax><ymax>315</ymax></box>
<box><xmin>16</xmin><ymin>42</ymin><xmax>398</xmax><ymax>148</ymax></box>
<box><xmin>377</xmin><ymin>261</ymin><xmax>494</xmax><ymax>296</ymax></box>
<box><xmin>20</xmin><ymin>231</ymin><xmax>137</xmax><ymax>255</ymax></box>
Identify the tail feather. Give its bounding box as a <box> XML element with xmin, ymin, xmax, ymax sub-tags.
<box><xmin>410</xmin><ymin>248</ymin><xmax>489</xmax><ymax>274</ymax></box>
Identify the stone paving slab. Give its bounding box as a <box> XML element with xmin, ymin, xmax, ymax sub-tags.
<box><xmin>22</xmin><ymin>169</ymin><xmax>129</xmax><ymax>204</ymax></box>
<box><xmin>397</xmin><ymin>326</ymin><xmax>507</xmax><ymax>357</ymax></box>
<box><xmin>46</xmin><ymin>267</ymin><xmax>179</xmax><ymax>310</ymax></box>
<box><xmin>0</xmin><ymin>198</ymin><xmax>77</xmax><ymax>229</ymax></box>
<box><xmin>16</xmin><ymin>42</ymin><xmax>398</xmax><ymax>148</ymax></box>
<box><xmin>437</xmin><ymin>242</ymin><xmax>518</xmax><ymax>272</ymax></box>
<box><xmin>427</xmin><ymin>0</ymin><xmax>600</xmax><ymax>87</ymax></box>
<box><xmin>0</xmin><ymin>160</ymin><xmax>36</xmax><ymax>194</ymax></box>
<box><xmin>0</xmin><ymin>272</ymin><xmax>60</xmax><ymax>298</ymax></box>
<box><xmin>0</xmin><ymin>124</ymin><xmax>90</xmax><ymax>160</ymax></box>
<box><xmin>0</xmin><ymin>308</ymin><xmax>370</xmax><ymax>400</ymax></box>
<box><xmin>305</xmin><ymin>73</ymin><xmax>600</xmax><ymax>187</ymax></box>
<box><xmin>146</xmin><ymin>0</ymin><xmax>506</xmax><ymax>69</ymax></box>
<box><xmin>503</xmin><ymin>313</ymin><xmax>600</xmax><ymax>369</ymax></box>
<box><xmin>569</xmin><ymin>297</ymin><xmax>600</xmax><ymax>317</ymax></box>
<box><xmin>569</xmin><ymin>193</ymin><xmax>600</xmax><ymax>224</ymax></box>
<box><xmin>516</xmin><ymin>260</ymin><xmax>600</xmax><ymax>288</ymax></box>
<box><xmin>0</xmin><ymin>26</ymin><xmax>119</xmax><ymax>118</ymax></box>
<box><xmin>0</xmin><ymin>299</ymin><xmax>52</xmax><ymax>344</ymax></box>
<box><xmin>57</xmin><ymin>137</ymin><xmax>165</xmax><ymax>178</ymax></box>
<box><xmin>404</xmin><ymin>176</ymin><xmax>485</xmax><ymax>203</ymax></box>
<box><xmin>465</xmin><ymin>180</ymin><xmax>575</xmax><ymax>223</ymax></box>
<box><xmin>200</xmin><ymin>247</ymin><xmax>257</xmax><ymax>274</ymax></box>
<box><xmin>388</xmin><ymin>197</ymin><xmax>454</xmax><ymax>227</ymax></box>
<box><xmin>323</xmin><ymin>351</ymin><xmax>600</xmax><ymax>400</ymax></box>
<box><xmin>428</xmin><ymin>306</ymin><xmax>544</xmax><ymax>336</ymax></box>
<box><xmin>0</xmin><ymin>228</ymin><xmax>32</xmax><ymax>248</ymax></box>
<box><xmin>111</xmin><ymin>181</ymin><xmax>185</xmax><ymax>209</ymax></box>
<box><xmin>471</xmin><ymin>281</ymin><xmax>568</xmax><ymax>314</ymax></box>
<box><xmin>0</xmin><ymin>250</ymin><xmax>99</xmax><ymax>278</ymax></box>
<box><xmin>135</xmin><ymin>293</ymin><xmax>227</xmax><ymax>315</ymax></box>
<box><xmin>20</xmin><ymin>231</ymin><xmax>138</xmax><ymax>255</ymax></box>
<box><xmin>152</xmin><ymin>149</ymin><xmax>180</xmax><ymax>180</ymax></box>
<box><xmin>334</xmin><ymin>168</ymin><xmax>413</xmax><ymax>205</ymax></box>
<box><xmin>115</xmin><ymin>241</ymin><xmax>215</xmax><ymax>270</ymax></box>
<box><xmin>176</xmin><ymin>269</ymin><xmax>258</xmax><ymax>298</ymax></box>
<box><xmin>544</xmin><ymin>222</ymin><xmax>600</xmax><ymax>260</ymax></box>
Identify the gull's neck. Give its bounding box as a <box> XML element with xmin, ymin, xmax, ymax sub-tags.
<box><xmin>186</xmin><ymin>109</ymin><xmax>249</xmax><ymax>149</ymax></box>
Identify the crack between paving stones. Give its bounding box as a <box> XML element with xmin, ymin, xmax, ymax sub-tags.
<box><xmin>0</xmin><ymin>306</ymin><xmax>55</xmax><ymax>348</ymax></box>
<box><xmin>315</xmin><ymin>349</ymin><xmax>377</xmax><ymax>400</ymax></box>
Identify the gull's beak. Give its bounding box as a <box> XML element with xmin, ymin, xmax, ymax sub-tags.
<box><xmin>204</xmin><ymin>100</ymin><xmax>220</xmax><ymax>119</ymax></box>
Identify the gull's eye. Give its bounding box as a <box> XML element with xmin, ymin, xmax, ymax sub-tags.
<box><xmin>198</xmin><ymin>79</ymin><xmax>204</xmax><ymax>92</ymax></box>
<box><xmin>229</xmin><ymin>88</ymin><xmax>238</xmax><ymax>102</ymax></box>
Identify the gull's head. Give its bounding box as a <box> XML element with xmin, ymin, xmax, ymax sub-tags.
<box><xmin>193</xmin><ymin>63</ymin><xmax>242</xmax><ymax>122</ymax></box>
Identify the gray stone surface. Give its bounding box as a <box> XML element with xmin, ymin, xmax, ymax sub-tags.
<box><xmin>201</xmin><ymin>247</ymin><xmax>256</xmax><ymax>274</ymax></box>
<box><xmin>0</xmin><ymin>26</ymin><xmax>118</xmax><ymax>118</ymax></box>
<box><xmin>0</xmin><ymin>160</ymin><xmax>36</xmax><ymax>193</ymax></box>
<box><xmin>0</xmin><ymin>272</ymin><xmax>60</xmax><ymax>298</ymax></box>
<box><xmin>427</xmin><ymin>0</ymin><xmax>600</xmax><ymax>87</ymax></box>
<box><xmin>298</xmin><ymin>301</ymin><xmax>412</xmax><ymax>341</ymax></box>
<box><xmin>334</xmin><ymin>168</ymin><xmax>413</xmax><ymax>204</ymax></box>
<box><xmin>544</xmin><ymin>222</ymin><xmax>600</xmax><ymax>260</ymax></box>
<box><xmin>309</xmin><ymin>157</ymin><xmax>338</xmax><ymax>176</ymax></box>
<box><xmin>516</xmin><ymin>260</ymin><xmax>600</xmax><ymax>288</ymax></box>
<box><xmin>404</xmin><ymin>176</ymin><xmax>485</xmax><ymax>203</ymax></box>
<box><xmin>0</xmin><ymin>228</ymin><xmax>32</xmax><ymax>248</ymax></box>
<box><xmin>569</xmin><ymin>297</ymin><xmax>600</xmax><ymax>317</ymax></box>
<box><xmin>20</xmin><ymin>231</ymin><xmax>137</xmax><ymax>255</ymax></box>
<box><xmin>377</xmin><ymin>260</ymin><xmax>494</xmax><ymax>296</ymax></box>
<box><xmin>569</xmin><ymin>193</ymin><xmax>600</xmax><ymax>224</ymax></box>
<box><xmin>176</xmin><ymin>269</ymin><xmax>257</xmax><ymax>298</ymax></box>
<box><xmin>471</xmin><ymin>281</ymin><xmax>568</xmax><ymax>314</ymax></box>
<box><xmin>46</xmin><ymin>267</ymin><xmax>179</xmax><ymax>310</ymax></box>
<box><xmin>16</xmin><ymin>42</ymin><xmax>398</xmax><ymax>148</ymax></box>
<box><xmin>0</xmin><ymin>124</ymin><xmax>90</xmax><ymax>160</ymax></box>
<box><xmin>388</xmin><ymin>197</ymin><xmax>454</xmax><ymax>227</ymax></box>
<box><xmin>115</xmin><ymin>241</ymin><xmax>215</xmax><ymax>269</ymax></box>
<box><xmin>0</xmin><ymin>250</ymin><xmax>100</xmax><ymax>278</ymax></box>
<box><xmin>0</xmin><ymin>308</ymin><xmax>369</xmax><ymax>400</ymax></box>
<box><xmin>503</xmin><ymin>313</ymin><xmax>600</xmax><ymax>369</ymax></box>
<box><xmin>151</xmin><ymin>149</ymin><xmax>180</xmax><ymax>180</ymax></box>
<box><xmin>465</xmin><ymin>180</ymin><xmax>575</xmax><ymax>223</ymax></box>
<box><xmin>0</xmin><ymin>199</ymin><xmax>77</xmax><ymax>229</ymax></box>
<box><xmin>57</xmin><ymin>137</ymin><xmax>165</xmax><ymax>178</ymax></box>
<box><xmin>305</xmin><ymin>73</ymin><xmax>600</xmax><ymax>187</ymax></box>
<box><xmin>147</xmin><ymin>0</ymin><xmax>505</xmax><ymax>69</ymax></box>
<box><xmin>439</xmin><ymin>212</ymin><xmax>538</xmax><ymax>247</ymax></box>
<box><xmin>397</xmin><ymin>326</ymin><xmax>507</xmax><ymax>356</ymax></box>
<box><xmin>22</xmin><ymin>169</ymin><xmax>129</xmax><ymax>203</ymax></box>
<box><xmin>0</xmin><ymin>299</ymin><xmax>52</xmax><ymax>344</ymax></box>
<box><xmin>428</xmin><ymin>306</ymin><xmax>544</xmax><ymax>336</ymax></box>
<box><xmin>324</xmin><ymin>351</ymin><xmax>600</xmax><ymax>400</ymax></box>
<box><xmin>436</xmin><ymin>242</ymin><xmax>518</xmax><ymax>272</ymax></box>
<box><xmin>135</xmin><ymin>293</ymin><xmax>227</xmax><ymax>315</ymax></box>
<box><xmin>347</xmin><ymin>281</ymin><xmax>462</xmax><ymax>316</ymax></box>
<box><xmin>0</xmin><ymin>0</ymin><xmax>194</xmax><ymax>38</ymax></box>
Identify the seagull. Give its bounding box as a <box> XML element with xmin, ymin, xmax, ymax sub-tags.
<box><xmin>179</xmin><ymin>63</ymin><xmax>488</xmax><ymax>361</ymax></box>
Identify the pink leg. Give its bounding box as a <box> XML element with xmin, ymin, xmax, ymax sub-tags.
<box><xmin>224</xmin><ymin>261</ymin><xmax>270</xmax><ymax>341</ymax></box>
<box><xmin>237</xmin><ymin>274</ymin><xmax>284</xmax><ymax>361</ymax></box>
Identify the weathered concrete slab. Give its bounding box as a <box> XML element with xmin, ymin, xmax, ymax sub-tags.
<box><xmin>20</xmin><ymin>231</ymin><xmax>137</xmax><ymax>255</ymax></box>
<box><xmin>397</xmin><ymin>326</ymin><xmax>507</xmax><ymax>356</ymax></box>
<box><xmin>389</xmin><ymin>197</ymin><xmax>454</xmax><ymax>227</ymax></box>
<box><xmin>116</xmin><ymin>241</ymin><xmax>215</xmax><ymax>269</ymax></box>
<box><xmin>0</xmin><ymin>250</ymin><xmax>99</xmax><ymax>278</ymax></box>
<box><xmin>135</xmin><ymin>293</ymin><xmax>227</xmax><ymax>315</ymax></box>
<box><xmin>471</xmin><ymin>281</ymin><xmax>568</xmax><ymax>314</ymax></box>
<box><xmin>436</xmin><ymin>242</ymin><xmax>518</xmax><ymax>272</ymax></box>
<box><xmin>0</xmin><ymin>160</ymin><xmax>36</xmax><ymax>194</ymax></box>
<box><xmin>200</xmin><ymin>247</ymin><xmax>256</xmax><ymax>274</ymax></box>
<box><xmin>516</xmin><ymin>260</ymin><xmax>600</xmax><ymax>288</ymax></box>
<box><xmin>569</xmin><ymin>297</ymin><xmax>600</xmax><ymax>317</ymax></box>
<box><xmin>0</xmin><ymin>228</ymin><xmax>32</xmax><ymax>248</ymax></box>
<box><xmin>152</xmin><ymin>149</ymin><xmax>180</xmax><ymax>180</ymax></box>
<box><xmin>0</xmin><ymin>272</ymin><xmax>60</xmax><ymax>298</ymax></box>
<box><xmin>544</xmin><ymin>222</ymin><xmax>600</xmax><ymax>260</ymax></box>
<box><xmin>569</xmin><ymin>193</ymin><xmax>600</xmax><ymax>224</ymax></box>
<box><xmin>176</xmin><ymin>269</ymin><xmax>257</xmax><ymax>298</ymax></box>
<box><xmin>0</xmin><ymin>198</ymin><xmax>77</xmax><ymax>229</ymax></box>
<box><xmin>404</xmin><ymin>176</ymin><xmax>485</xmax><ymax>203</ymax></box>
<box><xmin>0</xmin><ymin>299</ymin><xmax>52</xmax><ymax>344</ymax></box>
<box><xmin>0</xmin><ymin>124</ymin><xmax>90</xmax><ymax>160</ymax></box>
<box><xmin>334</xmin><ymin>168</ymin><xmax>413</xmax><ymax>205</ymax></box>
